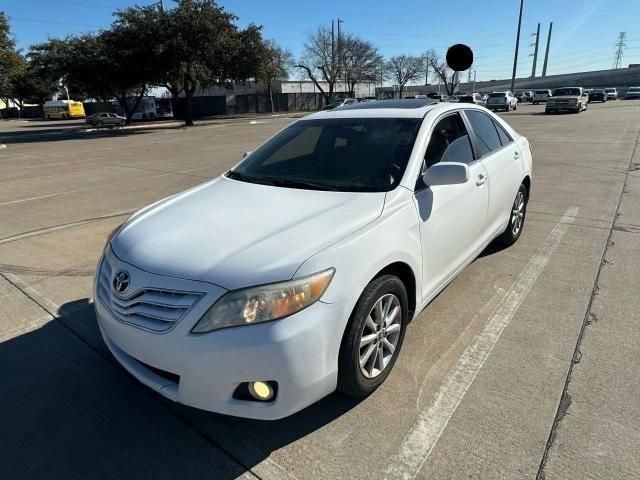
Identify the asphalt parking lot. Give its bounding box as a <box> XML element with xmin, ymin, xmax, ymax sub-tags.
<box><xmin>1</xmin><ymin>101</ymin><xmax>640</xmax><ymax>480</ymax></box>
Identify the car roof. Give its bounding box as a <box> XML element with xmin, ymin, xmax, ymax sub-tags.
<box><xmin>306</xmin><ymin>99</ymin><xmax>440</xmax><ymax>119</ymax></box>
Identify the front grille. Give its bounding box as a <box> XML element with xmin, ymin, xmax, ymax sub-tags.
<box><xmin>97</xmin><ymin>257</ymin><xmax>203</xmax><ymax>333</ymax></box>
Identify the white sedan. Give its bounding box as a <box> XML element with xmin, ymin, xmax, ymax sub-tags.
<box><xmin>95</xmin><ymin>99</ymin><xmax>532</xmax><ymax>419</ymax></box>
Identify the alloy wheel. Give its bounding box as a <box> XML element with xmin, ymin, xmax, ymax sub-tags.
<box><xmin>511</xmin><ymin>190</ymin><xmax>525</xmax><ymax>236</ymax></box>
<box><xmin>358</xmin><ymin>293</ymin><xmax>402</xmax><ymax>379</ymax></box>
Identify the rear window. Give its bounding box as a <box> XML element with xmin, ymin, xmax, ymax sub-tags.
<box><xmin>553</xmin><ymin>88</ymin><xmax>581</xmax><ymax>96</ymax></box>
<box><xmin>605</xmin><ymin>88</ymin><xmax>616</xmax><ymax>92</ymax></box>
<box><xmin>489</xmin><ymin>93</ymin><xmax>506</xmax><ymax>98</ymax></box>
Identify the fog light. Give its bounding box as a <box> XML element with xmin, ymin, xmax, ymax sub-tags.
<box><xmin>249</xmin><ymin>381</ymin><xmax>274</xmax><ymax>401</ymax></box>
<box><xmin>232</xmin><ymin>380</ymin><xmax>278</xmax><ymax>402</ymax></box>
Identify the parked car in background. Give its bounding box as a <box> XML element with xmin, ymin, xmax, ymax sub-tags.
<box><xmin>533</xmin><ymin>90</ymin><xmax>553</xmax><ymax>104</ymax></box>
<box><xmin>94</xmin><ymin>100</ymin><xmax>532</xmax><ymax>420</ymax></box>
<box><xmin>604</xmin><ymin>88</ymin><xmax>618</xmax><ymax>100</ymax></box>
<box><xmin>522</xmin><ymin>91</ymin><xmax>534</xmax><ymax>102</ymax></box>
<box><xmin>486</xmin><ymin>91</ymin><xmax>518</xmax><ymax>111</ymax></box>
<box><xmin>324</xmin><ymin>98</ymin><xmax>358</xmax><ymax>110</ymax></box>
<box><xmin>545</xmin><ymin>87</ymin><xmax>588</xmax><ymax>113</ymax></box>
<box><xmin>86</xmin><ymin>112</ymin><xmax>127</xmax><ymax>127</ymax></box>
<box><xmin>458</xmin><ymin>93</ymin><xmax>484</xmax><ymax>105</ymax></box>
<box><xmin>588</xmin><ymin>89</ymin><xmax>607</xmax><ymax>102</ymax></box>
<box><xmin>624</xmin><ymin>87</ymin><xmax>640</xmax><ymax>99</ymax></box>
<box><xmin>426</xmin><ymin>93</ymin><xmax>443</xmax><ymax>101</ymax></box>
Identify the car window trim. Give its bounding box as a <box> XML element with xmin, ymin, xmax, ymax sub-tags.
<box><xmin>461</xmin><ymin>109</ymin><xmax>512</xmax><ymax>160</ymax></box>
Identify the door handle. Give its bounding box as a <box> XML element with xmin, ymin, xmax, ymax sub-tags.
<box><xmin>476</xmin><ymin>174</ymin><xmax>487</xmax><ymax>186</ymax></box>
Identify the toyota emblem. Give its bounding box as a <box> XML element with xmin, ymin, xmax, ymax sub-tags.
<box><xmin>113</xmin><ymin>270</ymin><xmax>130</xmax><ymax>295</ymax></box>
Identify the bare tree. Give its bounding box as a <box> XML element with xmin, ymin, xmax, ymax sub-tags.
<box><xmin>256</xmin><ymin>40</ymin><xmax>293</xmax><ymax>112</ymax></box>
<box><xmin>426</xmin><ymin>49</ymin><xmax>461</xmax><ymax>96</ymax></box>
<box><xmin>343</xmin><ymin>35</ymin><xmax>382</xmax><ymax>97</ymax></box>
<box><xmin>385</xmin><ymin>55</ymin><xmax>424</xmax><ymax>98</ymax></box>
<box><xmin>295</xmin><ymin>27</ymin><xmax>342</xmax><ymax>104</ymax></box>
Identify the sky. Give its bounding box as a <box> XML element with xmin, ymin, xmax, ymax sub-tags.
<box><xmin>2</xmin><ymin>0</ymin><xmax>639</xmax><ymax>83</ymax></box>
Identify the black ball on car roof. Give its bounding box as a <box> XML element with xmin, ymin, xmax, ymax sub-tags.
<box><xmin>446</xmin><ymin>44</ymin><xmax>473</xmax><ymax>71</ymax></box>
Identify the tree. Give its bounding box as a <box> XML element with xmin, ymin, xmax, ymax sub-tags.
<box><xmin>29</xmin><ymin>6</ymin><xmax>168</xmax><ymax>124</ymax></box>
<box><xmin>163</xmin><ymin>0</ymin><xmax>261</xmax><ymax>126</ymax></box>
<box><xmin>256</xmin><ymin>39</ymin><xmax>292</xmax><ymax>112</ymax></box>
<box><xmin>10</xmin><ymin>59</ymin><xmax>59</xmax><ymax>108</ymax></box>
<box><xmin>385</xmin><ymin>55</ymin><xmax>424</xmax><ymax>98</ymax></box>
<box><xmin>295</xmin><ymin>26</ymin><xmax>343</xmax><ymax>104</ymax></box>
<box><xmin>0</xmin><ymin>12</ymin><xmax>23</xmax><ymax>112</ymax></box>
<box><xmin>426</xmin><ymin>49</ymin><xmax>461</xmax><ymax>96</ymax></box>
<box><xmin>342</xmin><ymin>36</ymin><xmax>382</xmax><ymax>97</ymax></box>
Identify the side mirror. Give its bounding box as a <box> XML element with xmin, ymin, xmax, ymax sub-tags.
<box><xmin>242</xmin><ymin>151</ymin><xmax>252</xmax><ymax>159</ymax></box>
<box><xmin>423</xmin><ymin>162</ymin><xmax>470</xmax><ymax>187</ymax></box>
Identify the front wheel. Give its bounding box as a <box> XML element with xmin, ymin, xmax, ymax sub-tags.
<box><xmin>498</xmin><ymin>184</ymin><xmax>527</xmax><ymax>246</ymax></box>
<box><xmin>338</xmin><ymin>275</ymin><xmax>408</xmax><ymax>397</ymax></box>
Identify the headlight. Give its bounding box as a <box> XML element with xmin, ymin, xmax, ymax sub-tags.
<box><xmin>192</xmin><ymin>268</ymin><xmax>335</xmax><ymax>333</ymax></box>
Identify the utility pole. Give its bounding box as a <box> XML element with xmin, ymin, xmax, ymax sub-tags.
<box><xmin>510</xmin><ymin>0</ymin><xmax>524</xmax><ymax>93</ymax></box>
<box><xmin>336</xmin><ymin>18</ymin><xmax>344</xmax><ymax>93</ymax></box>
<box><xmin>472</xmin><ymin>69</ymin><xmax>476</xmax><ymax>92</ymax></box>
<box><xmin>425</xmin><ymin>54</ymin><xmax>430</xmax><ymax>85</ymax></box>
<box><xmin>542</xmin><ymin>22</ymin><xmax>553</xmax><ymax>77</ymax></box>
<box><xmin>530</xmin><ymin>23</ymin><xmax>540</xmax><ymax>77</ymax></box>
<box><xmin>331</xmin><ymin>20</ymin><xmax>335</xmax><ymax>61</ymax></box>
<box><xmin>613</xmin><ymin>32</ymin><xmax>627</xmax><ymax>69</ymax></box>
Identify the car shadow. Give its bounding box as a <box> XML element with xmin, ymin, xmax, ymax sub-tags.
<box><xmin>0</xmin><ymin>126</ymin><xmax>162</xmax><ymax>145</ymax></box>
<box><xmin>1</xmin><ymin>298</ymin><xmax>362</xmax><ymax>480</ymax></box>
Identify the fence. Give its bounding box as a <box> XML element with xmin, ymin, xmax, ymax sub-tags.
<box><xmin>1</xmin><ymin>93</ymin><xmax>331</xmax><ymax>121</ymax></box>
<box><xmin>173</xmin><ymin>92</ymin><xmax>327</xmax><ymax>119</ymax></box>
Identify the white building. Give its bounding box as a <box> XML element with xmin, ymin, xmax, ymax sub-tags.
<box><xmin>192</xmin><ymin>80</ymin><xmax>377</xmax><ymax>98</ymax></box>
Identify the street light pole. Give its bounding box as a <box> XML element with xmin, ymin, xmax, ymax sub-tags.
<box><xmin>510</xmin><ymin>0</ymin><xmax>524</xmax><ymax>93</ymax></box>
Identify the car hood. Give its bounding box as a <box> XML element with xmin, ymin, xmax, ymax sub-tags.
<box><xmin>111</xmin><ymin>176</ymin><xmax>385</xmax><ymax>290</ymax></box>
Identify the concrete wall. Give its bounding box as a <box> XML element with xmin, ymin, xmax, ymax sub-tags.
<box><xmin>376</xmin><ymin>66</ymin><xmax>640</xmax><ymax>96</ymax></box>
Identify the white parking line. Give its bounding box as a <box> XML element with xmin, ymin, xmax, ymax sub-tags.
<box><xmin>384</xmin><ymin>206</ymin><xmax>579</xmax><ymax>480</ymax></box>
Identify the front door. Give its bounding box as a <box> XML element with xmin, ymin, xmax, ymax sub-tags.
<box><xmin>413</xmin><ymin>112</ymin><xmax>489</xmax><ymax>302</ymax></box>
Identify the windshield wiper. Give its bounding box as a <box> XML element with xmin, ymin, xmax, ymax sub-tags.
<box><xmin>226</xmin><ymin>170</ymin><xmax>257</xmax><ymax>183</ymax></box>
<box><xmin>258</xmin><ymin>177</ymin><xmax>338</xmax><ymax>191</ymax></box>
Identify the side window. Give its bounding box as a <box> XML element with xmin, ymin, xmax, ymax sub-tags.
<box><xmin>416</xmin><ymin>113</ymin><xmax>474</xmax><ymax>190</ymax></box>
<box><xmin>465</xmin><ymin>110</ymin><xmax>502</xmax><ymax>157</ymax></box>
<box><xmin>494</xmin><ymin>120</ymin><xmax>513</xmax><ymax>146</ymax></box>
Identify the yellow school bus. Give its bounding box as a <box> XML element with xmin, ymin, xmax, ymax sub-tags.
<box><xmin>43</xmin><ymin>100</ymin><xmax>86</xmax><ymax>119</ymax></box>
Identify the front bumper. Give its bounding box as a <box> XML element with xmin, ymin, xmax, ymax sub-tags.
<box><xmin>94</xmin><ymin>249</ymin><xmax>349</xmax><ymax>420</ymax></box>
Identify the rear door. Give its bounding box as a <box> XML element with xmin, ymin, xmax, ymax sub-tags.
<box><xmin>463</xmin><ymin>109</ymin><xmax>523</xmax><ymax>237</ymax></box>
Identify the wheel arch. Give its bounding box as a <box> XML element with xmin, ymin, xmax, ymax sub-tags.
<box><xmin>522</xmin><ymin>175</ymin><xmax>532</xmax><ymax>201</ymax></box>
<box><xmin>371</xmin><ymin>262</ymin><xmax>417</xmax><ymax>320</ymax></box>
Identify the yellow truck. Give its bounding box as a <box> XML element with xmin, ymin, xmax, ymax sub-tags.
<box><xmin>43</xmin><ymin>100</ymin><xmax>86</xmax><ymax>119</ymax></box>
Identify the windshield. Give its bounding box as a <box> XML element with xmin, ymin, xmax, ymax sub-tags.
<box><xmin>628</xmin><ymin>87</ymin><xmax>640</xmax><ymax>92</ymax></box>
<box><xmin>553</xmin><ymin>88</ymin><xmax>581</xmax><ymax>96</ymax></box>
<box><xmin>228</xmin><ymin>118</ymin><xmax>422</xmax><ymax>192</ymax></box>
<box><xmin>591</xmin><ymin>89</ymin><xmax>604</xmax><ymax>93</ymax></box>
<box><xmin>605</xmin><ymin>88</ymin><xmax>615</xmax><ymax>92</ymax></box>
<box><xmin>535</xmin><ymin>90</ymin><xmax>549</xmax><ymax>94</ymax></box>
<box><xmin>489</xmin><ymin>93</ymin><xmax>506</xmax><ymax>98</ymax></box>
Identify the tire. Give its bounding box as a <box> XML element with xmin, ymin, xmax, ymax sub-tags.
<box><xmin>338</xmin><ymin>275</ymin><xmax>408</xmax><ymax>397</ymax></box>
<box><xmin>514</xmin><ymin>102</ymin><xmax>517</xmax><ymax>110</ymax></box>
<box><xmin>533</xmin><ymin>101</ymin><xmax>538</xmax><ymax>105</ymax></box>
<box><xmin>498</xmin><ymin>184</ymin><xmax>528</xmax><ymax>246</ymax></box>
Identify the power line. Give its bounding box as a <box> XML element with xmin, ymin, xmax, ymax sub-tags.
<box><xmin>613</xmin><ymin>32</ymin><xmax>626</xmax><ymax>69</ymax></box>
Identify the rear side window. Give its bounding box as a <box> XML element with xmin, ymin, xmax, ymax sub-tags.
<box><xmin>494</xmin><ymin>120</ymin><xmax>512</xmax><ymax>146</ymax></box>
<box><xmin>465</xmin><ymin>110</ymin><xmax>502</xmax><ymax>156</ymax></box>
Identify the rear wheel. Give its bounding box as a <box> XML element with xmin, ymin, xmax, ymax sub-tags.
<box><xmin>338</xmin><ymin>275</ymin><xmax>408</xmax><ymax>397</ymax></box>
<box><xmin>498</xmin><ymin>184</ymin><xmax>527</xmax><ymax>246</ymax></box>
